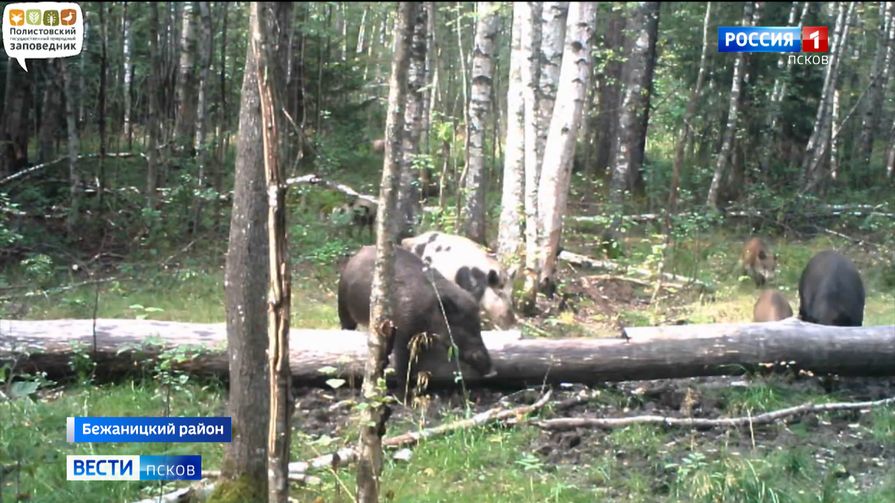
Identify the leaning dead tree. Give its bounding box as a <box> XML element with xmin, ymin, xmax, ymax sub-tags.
<box><xmin>4</xmin><ymin>319</ymin><xmax>894</xmax><ymax>385</ymax></box>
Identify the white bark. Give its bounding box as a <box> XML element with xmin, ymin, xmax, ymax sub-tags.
<box><xmin>801</xmin><ymin>1</ymin><xmax>856</xmax><ymax>192</ymax></box>
<box><xmin>522</xmin><ymin>2</ymin><xmax>543</xmax><ymax>295</ymax></box>
<box><xmin>122</xmin><ymin>3</ymin><xmax>133</xmax><ymax>146</ymax></box>
<box><xmin>497</xmin><ymin>3</ymin><xmax>527</xmax><ymax>274</ymax></box>
<box><xmin>536</xmin><ymin>2</ymin><xmax>596</xmax><ymax>285</ymax></box>
<box><xmin>536</xmin><ymin>2</ymin><xmax>568</xmax><ymax>167</ymax></box>
<box><xmin>460</xmin><ymin>2</ymin><xmax>500</xmax><ymax>243</ymax></box>
<box><xmin>707</xmin><ymin>1</ymin><xmax>754</xmax><ymax>208</ymax></box>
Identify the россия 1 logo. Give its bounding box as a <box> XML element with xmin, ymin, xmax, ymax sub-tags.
<box><xmin>718</xmin><ymin>26</ymin><xmax>829</xmax><ymax>53</ymax></box>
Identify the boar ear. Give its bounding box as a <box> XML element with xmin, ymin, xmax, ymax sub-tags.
<box><xmin>487</xmin><ymin>270</ymin><xmax>500</xmax><ymax>288</ymax></box>
<box><xmin>456</xmin><ymin>267</ymin><xmax>486</xmax><ymax>299</ymax></box>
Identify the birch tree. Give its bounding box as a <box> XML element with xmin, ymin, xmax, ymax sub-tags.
<box><xmin>706</xmin><ymin>1</ymin><xmax>755</xmax><ymax>209</ymax></box>
<box><xmin>357</xmin><ymin>6</ymin><xmax>416</xmax><ymax>502</ymax></box>
<box><xmin>190</xmin><ymin>1</ymin><xmax>213</xmax><ymax>235</ymax></box>
<box><xmin>536</xmin><ymin>1</ymin><xmax>597</xmax><ymax>288</ymax></box>
<box><xmin>460</xmin><ymin>2</ymin><xmax>500</xmax><ymax>243</ymax></box>
<box><xmin>520</xmin><ymin>2</ymin><xmax>543</xmax><ymax>313</ymax></box>
<box><xmin>396</xmin><ymin>5</ymin><xmax>428</xmax><ymax>239</ymax></box>
<box><xmin>146</xmin><ymin>2</ymin><xmax>162</xmax><ymax>207</ymax></box>
<box><xmin>801</xmin><ymin>1</ymin><xmax>856</xmax><ymax>192</ymax></box>
<box><xmin>122</xmin><ymin>2</ymin><xmax>134</xmax><ymax>149</ymax></box>
<box><xmin>857</xmin><ymin>1</ymin><xmax>894</xmax><ymax>165</ymax></box>
<box><xmin>173</xmin><ymin>2</ymin><xmax>199</xmax><ymax>151</ymax></box>
<box><xmin>537</xmin><ymin>2</ymin><xmax>568</xmax><ymax>167</ymax></box>
<box><xmin>497</xmin><ymin>2</ymin><xmax>528</xmax><ymax>274</ymax></box>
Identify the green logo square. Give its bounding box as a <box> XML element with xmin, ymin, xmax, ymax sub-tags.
<box><xmin>26</xmin><ymin>9</ymin><xmax>41</xmax><ymax>25</ymax></box>
<box><xmin>43</xmin><ymin>10</ymin><xmax>60</xmax><ymax>26</ymax></box>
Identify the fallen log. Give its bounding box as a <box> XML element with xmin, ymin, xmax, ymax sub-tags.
<box><xmin>567</xmin><ymin>204</ymin><xmax>895</xmax><ymax>224</ymax></box>
<box><xmin>2</xmin><ymin>319</ymin><xmax>894</xmax><ymax>386</ymax></box>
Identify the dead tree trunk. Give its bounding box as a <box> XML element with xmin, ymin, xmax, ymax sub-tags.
<box><xmin>460</xmin><ymin>2</ymin><xmax>499</xmax><ymax>244</ymax></box>
<box><xmin>357</xmin><ymin>4</ymin><xmax>416</xmax><ymax>502</ymax></box>
<box><xmin>536</xmin><ymin>2</ymin><xmax>596</xmax><ymax>289</ymax></box>
<box><xmin>252</xmin><ymin>3</ymin><xmax>294</xmax><ymax>501</ymax></box>
<box><xmin>3</xmin><ymin>320</ymin><xmax>894</xmax><ymax>385</ymax></box>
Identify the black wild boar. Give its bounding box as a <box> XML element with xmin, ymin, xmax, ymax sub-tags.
<box><xmin>798</xmin><ymin>250</ymin><xmax>865</xmax><ymax>326</ymax></box>
<box><xmin>338</xmin><ymin>245</ymin><xmax>495</xmax><ymax>398</ymax></box>
<box><xmin>334</xmin><ymin>198</ymin><xmax>377</xmax><ymax>240</ymax></box>
<box><xmin>753</xmin><ymin>289</ymin><xmax>793</xmax><ymax>322</ymax></box>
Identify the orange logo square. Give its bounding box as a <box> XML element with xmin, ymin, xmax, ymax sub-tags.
<box><xmin>61</xmin><ymin>9</ymin><xmax>76</xmax><ymax>26</ymax></box>
<box><xmin>8</xmin><ymin>9</ymin><xmax>25</xmax><ymax>26</ymax></box>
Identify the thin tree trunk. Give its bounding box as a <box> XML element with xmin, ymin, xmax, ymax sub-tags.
<box><xmin>397</xmin><ymin>5</ymin><xmax>429</xmax><ymax>239</ymax></box>
<box><xmin>213</xmin><ymin>2</ymin><xmax>229</xmax><ymax>232</ymax></box>
<box><xmin>78</xmin><ymin>15</ymin><xmax>87</xmax><ymax>127</ymax></box>
<box><xmin>759</xmin><ymin>0</ymin><xmax>808</xmax><ymax>173</ymax></box>
<box><xmin>61</xmin><ymin>60</ymin><xmax>81</xmax><ymax>236</ymax></box>
<box><xmin>97</xmin><ymin>3</ymin><xmax>108</xmax><ymax>211</ymax></box>
<box><xmin>537</xmin><ymin>2</ymin><xmax>568</xmax><ymax>168</ymax></box>
<box><xmin>706</xmin><ymin>1</ymin><xmax>754</xmax><ymax>208</ymax></box>
<box><xmin>455</xmin><ymin>2</ymin><xmax>470</xmax><ymax>132</ymax></box>
<box><xmin>857</xmin><ymin>1</ymin><xmax>894</xmax><ymax>165</ymax></box>
<box><xmin>123</xmin><ymin>2</ymin><xmax>134</xmax><ymax>150</ymax></box>
<box><xmin>460</xmin><ymin>2</ymin><xmax>499</xmax><ymax>244</ymax></box>
<box><xmin>357</xmin><ymin>5</ymin><xmax>416</xmax><ymax>502</ymax></box>
<box><xmin>536</xmin><ymin>2</ymin><xmax>596</xmax><ymax>288</ymax></box>
<box><xmin>497</xmin><ymin>2</ymin><xmax>528</xmax><ymax>276</ymax></box>
<box><xmin>520</xmin><ymin>2</ymin><xmax>543</xmax><ymax>314</ymax></box>
<box><xmin>146</xmin><ymin>2</ymin><xmax>162</xmax><ymax>208</ymax></box>
<box><xmin>830</xmin><ymin>88</ymin><xmax>841</xmax><ymax>181</ymax></box>
<box><xmin>219</xmin><ymin>4</ymin><xmax>270</xmax><ymax>498</ymax></box>
<box><xmin>191</xmin><ymin>2</ymin><xmax>213</xmax><ymax>236</ymax></box>
<box><xmin>421</xmin><ymin>2</ymin><xmax>436</xmax><ymax>155</ymax></box>
<box><xmin>37</xmin><ymin>62</ymin><xmax>61</xmax><ymax>163</ymax></box>
<box><xmin>251</xmin><ymin>3</ymin><xmax>294</xmax><ymax>500</ymax></box>
<box><xmin>668</xmin><ymin>2</ymin><xmax>712</xmax><ymax>221</ymax></box>
<box><xmin>357</xmin><ymin>5</ymin><xmax>369</xmax><ymax>54</ymax></box>
<box><xmin>174</xmin><ymin>2</ymin><xmax>199</xmax><ymax>152</ymax></box>
<box><xmin>801</xmin><ymin>1</ymin><xmax>856</xmax><ymax>192</ymax></box>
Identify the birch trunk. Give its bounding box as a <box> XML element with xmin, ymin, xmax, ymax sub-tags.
<box><xmin>521</xmin><ymin>2</ymin><xmax>543</xmax><ymax>314</ymax></box>
<box><xmin>97</xmin><ymin>3</ymin><xmax>108</xmax><ymax>208</ymax></box>
<box><xmin>857</xmin><ymin>1</ymin><xmax>895</xmax><ymax>164</ymax></box>
<box><xmin>801</xmin><ymin>1</ymin><xmax>856</xmax><ymax>192</ymax></box>
<box><xmin>174</xmin><ymin>2</ymin><xmax>199</xmax><ymax>151</ymax></box>
<box><xmin>357</xmin><ymin>5</ymin><xmax>416</xmax><ymax>502</ymax></box>
<box><xmin>497</xmin><ymin>2</ymin><xmax>528</xmax><ymax>276</ymax></box>
<box><xmin>706</xmin><ymin>1</ymin><xmax>754</xmax><ymax>209</ymax></box>
<box><xmin>123</xmin><ymin>2</ymin><xmax>134</xmax><ymax>149</ymax></box>
<box><xmin>536</xmin><ymin>2</ymin><xmax>568</xmax><ymax>168</ymax></box>
<box><xmin>536</xmin><ymin>2</ymin><xmax>597</xmax><ymax>287</ymax></box>
<box><xmin>397</xmin><ymin>5</ymin><xmax>428</xmax><ymax>239</ymax></box>
<box><xmin>460</xmin><ymin>2</ymin><xmax>500</xmax><ymax>244</ymax></box>
<box><xmin>190</xmin><ymin>2</ymin><xmax>213</xmax><ymax>236</ymax></box>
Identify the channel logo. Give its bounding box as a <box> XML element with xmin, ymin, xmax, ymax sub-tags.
<box><xmin>718</xmin><ymin>26</ymin><xmax>829</xmax><ymax>53</ymax></box>
<box><xmin>66</xmin><ymin>455</ymin><xmax>202</xmax><ymax>481</ymax></box>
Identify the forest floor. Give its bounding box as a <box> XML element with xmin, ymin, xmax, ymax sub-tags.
<box><xmin>2</xmin><ymin>166</ymin><xmax>895</xmax><ymax>501</ymax></box>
